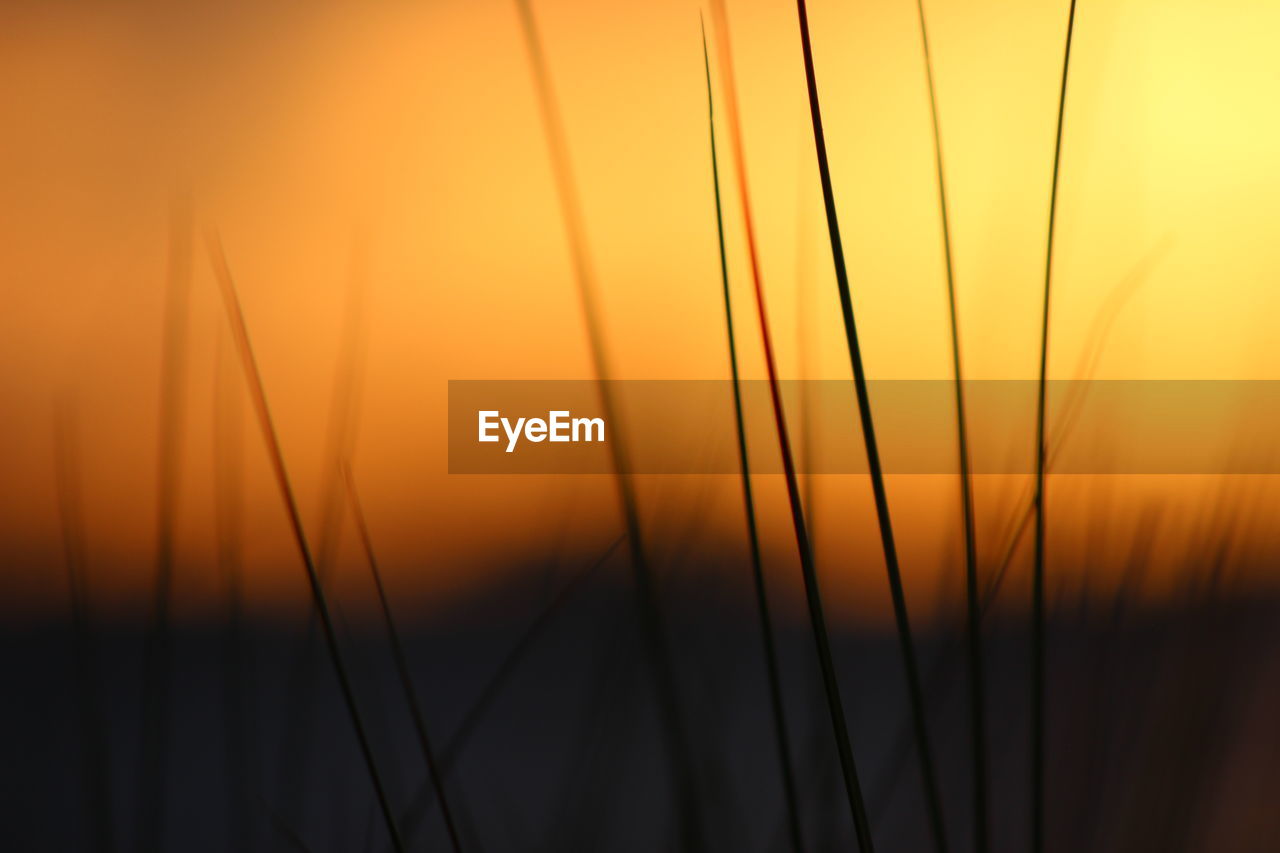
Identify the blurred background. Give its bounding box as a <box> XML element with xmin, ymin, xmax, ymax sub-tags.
<box><xmin>2</xmin><ymin>0</ymin><xmax>1280</xmax><ymax>850</ymax></box>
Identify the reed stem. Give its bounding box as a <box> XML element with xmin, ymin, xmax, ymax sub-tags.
<box><xmin>138</xmin><ymin>193</ymin><xmax>191</xmax><ymax>853</ymax></box>
<box><xmin>1033</xmin><ymin>3</ymin><xmax>1081</xmax><ymax>850</ymax></box>
<box><xmin>708</xmin><ymin>3</ymin><xmax>875</xmax><ymax>848</ymax></box>
<box><xmin>512</xmin><ymin>2</ymin><xmax>704</xmax><ymax>846</ymax></box>
<box><xmin>791</xmin><ymin>2</ymin><xmax>947</xmax><ymax>848</ymax></box>
<box><xmin>207</xmin><ymin>232</ymin><xmax>406</xmax><ymax>853</ymax></box>
<box><xmin>344</xmin><ymin>465</ymin><xmax>464</xmax><ymax>853</ymax></box>
<box><xmin>702</xmin><ymin>22</ymin><xmax>805</xmax><ymax>851</ymax></box>
<box><xmin>910</xmin><ymin>1</ymin><xmax>986</xmax><ymax>848</ymax></box>
<box><xmin>54</xmin><ymin>401</ymin><xmax>115</xmax><ymax>853</ymax></box>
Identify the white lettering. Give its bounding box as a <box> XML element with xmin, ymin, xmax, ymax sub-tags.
<box><xmin>549</xmin><ymin>410</ymin><xmax>570</xmax><ymax>442</ymax></box>
<box><xmin>572</xmin><ymin>417</ymin><xmax>605</xmax><ymax>442</ymax></box>
<box><xmin>502</xmin><ymin>416</ymin><xmax>526</xmax><ymax>453</ymax></box>
<box><xmin>478</xmin><ymin>411</ymin><xmax>500</xmax><ymax>443</ymax></box>
<box><xmin>479</xmin><ymin>410</ymin><xmax>605</xmax><ymax>453</ymax></box>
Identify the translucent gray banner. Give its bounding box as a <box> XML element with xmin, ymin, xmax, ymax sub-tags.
<box><xmin>448</xmin><ymin>380</ymin><xmax>1280</xmax><ymax>474</ymax></box>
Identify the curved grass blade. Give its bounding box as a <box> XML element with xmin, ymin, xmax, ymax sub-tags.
<box><xmin>1032</xmin><ymin>5</ymin><xmax>1081</xmax><ymax>848</ymax></box>
<box><xmin>207</xmin><ymin>231</ymin><xmax>407</xmax><ymax>853</ymax></box>
<box><xmin>909</xmin><ymin>1</ymin><xmax>986</xmax><ymax>847</ymax></box>
<box><xmin>343</xmin><ymin>464</ymin><xmax>465</xmax><ymax>853</ymax></box>
<box><xmin>707</xmin><ymin>3</ymin><xmax>875</xmax><ymax>848</ymax></box>
<box><xmin>214</xmin><ymin>331</ymin><xmax>256</xmax><ymax>853</ymax></box>
<box><xmin>137</xmin><ymin>192</ymin><xmax>191</xmax><ymax>853</ymax></box>
<box><xmin>277</xmin><ymin>235</ymin><xmax>370</xmax><ymax>822</ymax></box>
<box><xmin>868</xmin><ymin>238</ymin><xmax>1164</xmax><ymax>820</ymax></box>
<box><xmin>54</xmin><ymin>400</ymin><xmax>115</xmax><ymax>853</ymax></box>
<box><xmin>791</xmin><ymin>1</ymin><xmax>947</xmax><ymax>848</ymax></box>
<box><xmin>397</xmin><ymin>534</ymin><xmax>625</xmax><ymax>843</ymax></box>
<box><xmin>702</xmin><ymin>20</ymin><xmax>805</xmax><ymax>851</ymax></box>
<box><xmin>512</xmin><ymin>2</ymin><xmax>705</xmax><ymax>847</ymax></box>
<box><xmin>985</xmin><ymin>238</ymin><xmax>1169</xmax><ymax>611</ymax></box>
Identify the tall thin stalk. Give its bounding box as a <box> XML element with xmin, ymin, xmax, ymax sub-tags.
<box><xmin>984</xmin><ymin>238</ymin><xmax>1169</xmax><ymax>610</ymax></box>
<box><xmin>397</xmin><ymin>535</ymin><xmax>625</xmax><ymax>844</ymax></box>
<box><xmin>910</xmin><ymin>2</ymin><xmax>986</xmax><ymax>848</ymax></box>
<box><xmin>867</xmin><ymin>242</ymin><xmax>1162</xmax><ymax>826</ymax></box>
<box><xmin>794</xmin><ymin>167</ymin><xmax>818</xmax><ymax>533</ymax></box>
<box><xmin>278</xmin><ymin>233</ymin><xmax>369</xmax><ymax>823</ymax></box>
<box><xmin>138</xmin><ymin>192</ymin><xmax>192</xmax><ymax>853</ymax></box>
<box><xmin>1033</xmin><ymin>3</ymin><xmax>1081</xmax><ymax>850</ymax></box>
<box><xmin>214</xmin><ymin>332</ymin><xmax>254</xmax><ymax>853</ymax></box>
<box><xmin>512</xmin><ymin>2</ymin><xmax>704</xmax><ymax>847</ymax></box>
<box><xmin>317</xmin><ymin>236</ymin><xmax>369</xmax><ymax>585</ymax></box>
<box><xmin>702</xmin><ymin>23</ymin><xmax>804</xmax><ymax>852</ymax></box>
<box><xmin>343</xmin><ymin>464</ymin><xmax>464</xmax><ymax>853</ymax></box>
<box><xmin>54</xmin><ymin>400</ymin><xmax>115</xmax><ymax>853</ymax></box>
<box><xmin>791</xmin><ymin>2</ymin><xmax>947</xmax><ymax>849</ymax></box>
<box><xmin>206</xmin><ymin>232</ymin><xmax>406</xmax><ymax>853</ymax></box>
<box><xmin>707</xmin><ymin>4</ymin><xmax>874</xmax><ymax>849</ymax></box>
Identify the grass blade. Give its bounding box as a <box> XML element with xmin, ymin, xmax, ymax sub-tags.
<box><xmin>701</xmin><ymin>21</ymin><xmax>805</xmax><ymax>851</ymax></box>
<box><xmin>265</xmin><ymin>798</ymin><xmax>318</xmax><ymax>853</ymax></box>
<box><xmin>277</xmin><ymin>234</ymin><xmax>370</xmax><ymax>824</ymax></box>
<box><xmin>983</xmin><ymin>240</ymin><xmax>1168</xmax><ymax>608</ymax></box>
<box><xmin>512</xmin><ymin>2</ymin><xmax>705</xmax><ymax>847</ymax></box>
<box><xmin>397</xmin><ymin>535</ymin><xmax>625</xmax><ymax>843</ymax></box>
<box><xmin>707</xmin><ymin>3</ymin><xmax>875</xmax><ymax>848</ymax></box>
<box><xmin>54</xmin><ymin>399</ymin><xmax>115</xmax><ymax>853</ymax></box>
<box><xmin>137</xmin><ymin>192</ymin><xmax>192</xmax><ymax>853</ymax></box>
<box><xmin>1032</xmin><ymin>5</ymin><xmax>1081</xmax><ymax>849</ymax></box>
<box><xmin>206</xmin><ymin>231</ymin><xmax>407</xmax><ymax>853</ymax></box>
<box><xmin>790</xmin><ymin>1</ymin><xmax>947</xmax><ymax>848</ymax></box>
<box><xmin>909</xmin><ymin>2</ymin><xmax>986</xmax><ymax>848</ymax></box>
<box><xmin>343</xmin><ymin>464</ymin><xmax>465</xmax><ymax>853</ymax></box>
<box><xmin>214</xmin><ymin>330</ymin><xmax>256</xmax><ymax>853</ymax></box>
<box><xmin>867</xmin><ymin>239</ymin><xmax>1162</xmax><ymax>825</ymax></box>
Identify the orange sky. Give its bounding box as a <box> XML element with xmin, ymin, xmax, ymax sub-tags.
<box><xmin>3</xmin><ymin>0</ymin><xmax>1280</xmax><ymax>623</ymax></box>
